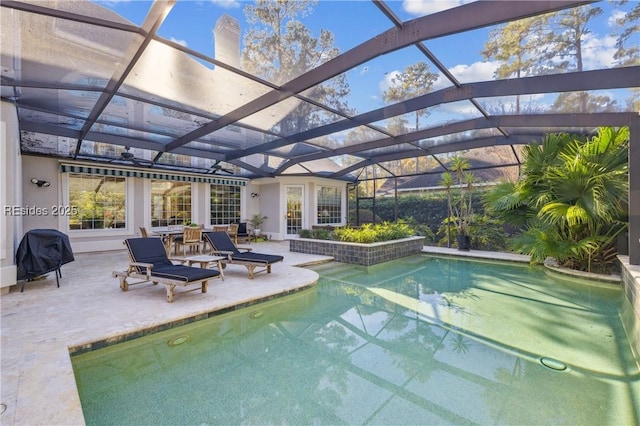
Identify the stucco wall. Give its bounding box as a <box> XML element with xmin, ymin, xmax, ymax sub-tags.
<box><xmin>251</xmin><ymin>176</ymin><xmax>348</xmax><ymax>240</ymax></box>
<box><xmin>22</xmin><ymin>156</ymin><xmax>60</xmax><ymax>230</ymax></box>
<box><xmin>0</xmin><ymin>101</ymin><xmax>22</xmax><ymax>292</ymax></box>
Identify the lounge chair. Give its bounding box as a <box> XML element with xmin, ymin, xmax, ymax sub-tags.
<box><xmin>203</xmin><ymin>231</ymin><xmax>283</xmax><ymax>279</ymax></box>
<box><xmin>113</xmin><ymin>238</ymin><xmax>221</xmax><ymax>303</ymax></box>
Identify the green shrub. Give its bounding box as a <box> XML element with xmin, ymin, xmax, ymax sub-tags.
<box><xmin>333</xmin><ymin>221</ymin><xmax>414</xmax><ymax>243</ymax></box>
<box><xmin>312</xmin><ymin>228</ymin><xmax>332</xmax><ymax>240</ymax></box>
<box><xmin>299</xmin><ymin>229</ymin><xmax>313</xmax><ymax>238</ymax></box>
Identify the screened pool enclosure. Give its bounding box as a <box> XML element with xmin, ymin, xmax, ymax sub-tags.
<box><xmin>1</xmin><ymin>0</ymin><xmax>639</xmax><ymax>262</ymax></box>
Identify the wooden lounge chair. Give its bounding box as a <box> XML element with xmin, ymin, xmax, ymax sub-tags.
<box><xmin>113</xmin><ymin>238</ymin><xmax>221</xmax><ymax>303</ymax></box>
<box><xmin>203</xmin><ymin>231</ymin><xmax>283</xmax><ymax>279</ymax></box>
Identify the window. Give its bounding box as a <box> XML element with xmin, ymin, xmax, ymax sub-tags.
<box><xmin>317</xmin><ymin>186</ymin><xmax>342</xmax><ymax>224</ymax></box>
<box><xmin>68</xmin><ymin>173</ymin><xmax>126</xmax><ymax>230</ymax></box>
<box><xmin>151</xmin><ymin>181</ymin><xmax>192</xmax><ymax>227</ymax></box>
<box><xmin>210</xmin><ymin>184</ymin><xmax>241</xmax><ymax>224</ymax></box>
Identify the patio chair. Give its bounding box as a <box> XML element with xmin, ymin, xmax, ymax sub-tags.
<box><xmin>236</xmin><ymin>222</ymin><xmax>251</xmax><ymax>244</ymax></box>
<box><xmin>174</xmin><ymin>226</ymin><xmax>202</xmax><ymax>256</ymax></box>
<box><xmin>203</xmin><ymin>231</ymin><xmax>283</xmax><ymax>279</ymax></box>
<box><xmin>113</xmin><ymin>237</ymin><xmax>221</xmax><ymax>303</ymax></box>
<box><xmin>227</xmin><ymin>223</ymin><xmax>239</xmax><ymax>244</ymax></box>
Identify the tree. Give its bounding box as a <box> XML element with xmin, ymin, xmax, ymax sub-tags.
<box><xmin>612</xmin><ymin>1</ymin><xmax>640</xmax><ymax>111</ymax></box>
<box><xmin>548</xmin><ymin>5</ymin><xmax>604</xmax><ymax>113</ymax></box>
<box><xmin>550</xmin><ymin>92</ymin><xmax>618</xmax><ymax>113</ymax></box>
<box><xmin>613</xmin><ymin>0</ymin><xmax>640</xmax><ymax>67</ymax></box>
<box><xmin>241</xmin><ymin>0</ymin><xmax>353</xmax><ymax>134</ymax></box>
<box><xmin>483</xmin><ymin>5</ymin><xmax>617</xmax><ymax>114</ymax></box>
<box><xmin>439</xmin><ymin>157</ymin><xmax>475</xmax><ymax>250</ymax></box>
<box><xmin>484</xmin><ymin>127</ymin><xmax>629</xmax><ymax>273</ymax></box>
<box><xmin>382</xmin><ymin>62</ymin><xmax>438</xmax><ymax>131</ymax></box>
<box><xmin>482</xmin><ymin>14</ymin><xmax>554</xmax><ymax>114</ymax></box>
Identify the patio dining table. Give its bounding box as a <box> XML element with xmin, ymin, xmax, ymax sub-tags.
<box><xmin>151</xmin><ymin>227</ymin><xmax>186</xmax><ymax>254</ymax></box>
<box><xmin>152</xmin><ymin>227</ymin><xmax>213</xmax><ymax>255</ymax></box>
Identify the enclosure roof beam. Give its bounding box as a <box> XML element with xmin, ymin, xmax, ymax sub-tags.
<box><xmin>73</xmin><ymin>0</ymin><xmax>176</xmax><ymax>158</ymax></box>
<box><xmin>275</xmin><ymin>112</ymin><xmax>638</xmax><ymax>174</ymax></box>
<box><xmin>329</xmin><ymin>134</ymin><xmax>544</xmax><ymax>178</ymax></box>
<box><xmin>238</xmin><ymin>66</ymin><xmax>639</xmax><ymax>161</ymax></box>
<box><xmin>164</xmin><ymin>0</ymin><xmax>589</xmax><ymax>153</ymax></box>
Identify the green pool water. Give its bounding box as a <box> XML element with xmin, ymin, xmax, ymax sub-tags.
<box><xmin>72</xmin><ymin>255</ymin><xmax>640</xmax><ymax>425</ymax></box>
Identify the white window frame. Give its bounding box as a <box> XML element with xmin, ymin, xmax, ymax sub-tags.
<box><xmin>61</xmin><ymin>172</ymin><xmax>134</xmax><ymax>237</ymax></box>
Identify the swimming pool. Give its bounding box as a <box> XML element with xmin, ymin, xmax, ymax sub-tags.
<box><xmin>72</xmin><ymin>255</ymin><xmax>640</xmax><ymax>425</ymax></box>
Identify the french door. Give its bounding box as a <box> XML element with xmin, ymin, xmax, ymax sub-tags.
<box><xmin>285</xmin><ymin>185</ymin><xmax>304</xmax><ymax>237</ymax></box>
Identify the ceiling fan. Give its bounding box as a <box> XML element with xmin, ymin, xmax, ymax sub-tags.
<box><xmin>112</xmin><ymin>146</ymin><xmax>154</xmax><ymax>167</ymax></box>
<box><xmin>208</xmin><ymin>161</ymin><xmax>234</xmax><ymax>174</ymax></box>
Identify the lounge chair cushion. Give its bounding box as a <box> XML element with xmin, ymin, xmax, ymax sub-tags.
<box><xmin>229</xmin><ymin>251</ymin><xmax>283</xmax><ymax>265</ymax></box>
<box><xmin>204</xmin><ymin>232</ymin><xmax>283</xmax><ymax>265</ymax></box>
<box><xmin>150</xmin><ymin>264</ymin><xmax>220</xmax><ymax>282</ymax></box>
<box><xmin>124</xmin><ymin>238</ymin><xmax>220</xmax><ymax>281</ymax></box>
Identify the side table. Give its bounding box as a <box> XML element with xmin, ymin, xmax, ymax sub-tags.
<box><xmin>182</xmin><ymin>255</ymin><xmax>226</xmax><ymax>280</ymax></box>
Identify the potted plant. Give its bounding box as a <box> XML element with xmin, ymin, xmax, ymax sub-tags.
<box><xmin>441</xmin><ymin>156</ymin><xmax>474</xmax><ymax>251</ymax></box>
<box><xmin>249</xmin><ymin>213</ymin><xmax>268</xmax><ymax>236</ymax></box>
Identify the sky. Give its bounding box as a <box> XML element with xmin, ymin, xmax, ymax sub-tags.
<box><xmin>93</xmin><ymin>0</ymin><xmax>634</xmax><ymax>119</ymax></box>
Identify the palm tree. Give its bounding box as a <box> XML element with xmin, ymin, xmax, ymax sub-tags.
<box><xmin>484</xmin><ymin>127</ymin><xmax>629</xmax><ymax>272</ymax></box>
<box><xmin>440</xmin><ymin>171</ymin><xmax>454</xmax><ymax>247</ymax></box>
<box><xmin>441</xmin><ymin>156</ymin><xmax>475</xmax><ymax>250</ymax></box>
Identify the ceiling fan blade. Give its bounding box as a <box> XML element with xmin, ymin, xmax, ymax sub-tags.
<box><xmin>209</xmin><ymin>162</ymin><xmax>233</xmax><ymax>174</ymax></box>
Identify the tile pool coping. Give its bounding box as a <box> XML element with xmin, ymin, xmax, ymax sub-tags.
<box><xmin>68</xmin><ymin>282</ymin><xmax>318</xmax><ymax>356</ymax></box>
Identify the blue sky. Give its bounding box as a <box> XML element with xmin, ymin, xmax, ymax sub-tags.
<box><xmin>95</xmin><ymin>0</ymin><xmax>632</xmax><ymax>117</ymax></box>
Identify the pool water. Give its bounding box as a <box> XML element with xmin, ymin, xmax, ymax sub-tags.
<box><xmin>72</xmin><ymin>255</ymin><xmax>640</xmax><ymax>425</ymax></box>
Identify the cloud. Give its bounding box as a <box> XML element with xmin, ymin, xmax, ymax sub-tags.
<box><xmin>210</xmin><ymin>0</ymin><xmax>241</xmax><ymax>9</ymax></box>
<box><xmin>433</xmin><ymin>61</ymin><xmax>498</xmax><ymax>90</ymax></box>
<box><xmin>378</xmin><ymin>61</ymin><xmax>497</xmax><ymax>101</ymax></box>
<box><xmin>608</xmin><ymin>10</ymin><xmax>626</xmax><ymax>27</ymax></box>
<box><xmin>582</xmin><ymin>33</ymin><xmax>617</xmax><ymax>69</ymax></box>
<box><xmin>170</xmin><ymin>37</ymin><xmax>188</xmax><ymax>48</ymax></box>
<box><xmin>402</xmin><ymin>0</ymin><xmax>470</xmax><ymax>16</ymax></box>
<box><xmin>379</xmin><ymin>70</ymin><xmax>400</xmax><ymax>93</ymax></box>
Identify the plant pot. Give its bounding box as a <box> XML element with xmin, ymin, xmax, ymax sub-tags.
<box><xmin>253</xmin><ymin>229</ymin><xmax>261</xmax><ymax>236</ymax></box>
<box><xmin>456</xmin><ymin>234</ymin><xmax>470</xmax><ymax>251</ymax></box>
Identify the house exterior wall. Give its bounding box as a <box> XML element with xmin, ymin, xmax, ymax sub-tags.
<box><xmin>12</xmin><ymin>155</ymin><xmax>350</xmax><ymax>260</ymax></box>
<box><xmin>251</xmin><ymin>176</ymin><xmax>349</xmax><ymax>240</ymax></box>
<box><xmin>22</xmin><ymin>156</ymin><xmax>60</xmax><ymax>230</ymax></box>
<box><xmin>1</xmin><ymin>101</ymin><xmax>22</xmax><ymax>293</ymax></box>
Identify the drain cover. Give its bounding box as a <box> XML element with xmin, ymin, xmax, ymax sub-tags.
<box><xmin>167</xmin><ymin>335</ymin><xmax>189</xmax><ymax>347</ymax></box>
<box><xmin>540</xmin><ymin>357</ymin><xmax>567</xmax><ymax>371</ymax></box>
<box><xmin>250</xmin><ymin>310</ymin><xmax>264</xmax><ymax>319</ymax></box>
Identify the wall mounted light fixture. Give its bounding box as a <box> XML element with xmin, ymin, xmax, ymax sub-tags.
<box><xmin>251</xmin><ymin>192</ymin><xmax>259</xmax><ymax>198</ymax></box>
<box><xmin>31</xmin><ymin>178</ymin><xmax>50</xmax><ymax>188</ymax></box>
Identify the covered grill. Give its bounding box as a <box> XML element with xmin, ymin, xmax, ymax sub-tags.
<box><xmin>16</xmin><ymin>229</ymin><xmax>74</xmax><ymax>291</ymax></box>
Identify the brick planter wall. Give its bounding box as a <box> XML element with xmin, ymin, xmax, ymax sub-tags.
<box><xmin>290</xmin><ymin>236</ymin><xmax>425</xmax><ymax>266</ymax></box>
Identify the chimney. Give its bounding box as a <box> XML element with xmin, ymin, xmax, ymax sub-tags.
<box><xmin>213</xmin><ymin>14</ymin><xmax>240</xmax><ymax>68</ymax></box>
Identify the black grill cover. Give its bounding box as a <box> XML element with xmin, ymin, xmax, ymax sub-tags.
<box><xmin>16</xmin><ymin>229</ymin><xmax>75</xmax><ymax>280</ymax></box>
